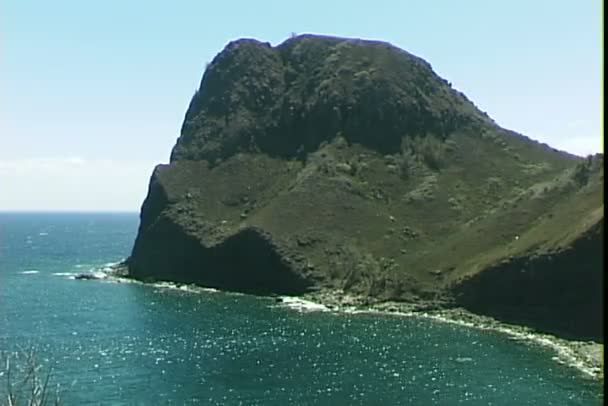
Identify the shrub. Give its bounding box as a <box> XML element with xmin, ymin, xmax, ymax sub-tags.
<box><xmin>394</xmin><ymin>149</ymin><xmax>415</xmax><ymax>179</ymax></box>
<box><xmin>418</xmin><ymin>136</ymin><xmax>445</xmax><ymax>170</ymax></box>
<box><xmin>1</xmin><ymin>350</ymin><xmax>61</xmax><ymax>405</ymax></box>
<box><xmin>402</xmin><ymin>135</ymin><xmax>445</xmax><ymax>170</ymax></box>
<box><xmin>572</xmin><ymin>162</ymin><xmax>590</xmax><ymax>186</ymax></box>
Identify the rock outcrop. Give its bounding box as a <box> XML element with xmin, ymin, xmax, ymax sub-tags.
<box><xmin>127</xmin><ymin>35</ymin><xmax>604</xmax><ymax>341</ymax></box>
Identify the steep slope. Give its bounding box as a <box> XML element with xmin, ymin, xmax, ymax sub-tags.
<box><xmin>127</xmin><ymin>35</ymin><xmax>603</xmax><ymax>340</ymax></box>
<box><xmin>449</xmin><ymin>155</ymin><xmax>603</xmax><ymax>340</ymax></box>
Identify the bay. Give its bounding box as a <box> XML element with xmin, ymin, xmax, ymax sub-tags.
<box><xmin>0</xmin><ymin>213</ymin><xmax>601</xmax><ymax>405</ymax></box>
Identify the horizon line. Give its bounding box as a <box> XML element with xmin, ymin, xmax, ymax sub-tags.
<box><xmin>0</xmin><ymin>210</ymin><xmax>139</xmax><ymax>214</ymax></box>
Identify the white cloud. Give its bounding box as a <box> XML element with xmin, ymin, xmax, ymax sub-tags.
<box><xmin>0</xmin><ymin>157</ymin><xmax>160</xmax><ymax>211</ymax></box>
<box><xmin>66</xmin><ymin>156</ymin><xmax>86</xmax><ymax>165</ymax></box>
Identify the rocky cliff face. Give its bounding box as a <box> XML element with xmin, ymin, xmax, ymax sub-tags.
<box><xmin>128</xmin><ymin>35</ymin><xmax>603</xmax><ymax>341</ymax></box>
<box><xmin>171</xmin><ymin>35</ymin><xmax>487</xmax><ymax>163</ymax></box>
<box><xmin>454</xmin><ymin>214</ymin><xmax>603</xmax><ymax>340</ymax></box>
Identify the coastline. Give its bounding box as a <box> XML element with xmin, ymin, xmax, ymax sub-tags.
<box><xmin>102</xmin><ymin>266</ymin><xmax>603</xmax><ymax>382</ymax></box>
<box><xmin>296</xmin><ymin>289</ymin><xmax>604</xmax><ymax>382</ymax></box>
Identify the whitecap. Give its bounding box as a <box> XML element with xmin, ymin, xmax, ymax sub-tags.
<box><xmin>455</xmin><ymin>357</ymin><xmax>473</xmax><ymax>363</ymax></box>
<box><xmin>91</xmin><ymin>271</ymin><xmax>108</xmax><ymax>279</ymax></box>
<box><xmin>39</xmin><ymin>232</ymin><xmax>48</xmax><ymax>236</ymax></box>
<box><xmin>178</xmin><ymin>285</ymin><xmax>205</xmax><ymax>293</ymax></box>
<box><xmin>52</xmin><ymin>272</ymin><xmax>76</xmax><ymax>277</ymax></box>
<box><xmin>20</xmin><ymin>270</ymin><xmax>39</xmax><ymax>274</ymax></box>
<box><xmin>149</xmin><ymin>281</ymin><xmax>201</xmax><ymax>293</ymax></box>
<box><xmin>152</xmin><ymin>281</ymin><xmax>179</xmax><ymax>290</ymax></box>
<box><xmin>277</xmin><ymin>297</ymin><xmax>330</xmax><ymax>312</ymax></box>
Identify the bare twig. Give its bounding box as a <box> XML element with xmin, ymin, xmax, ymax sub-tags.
<box><xmin>0</xmin><ymin>350</ymin><xmax>61</xmax><ymax>406</ymax></box>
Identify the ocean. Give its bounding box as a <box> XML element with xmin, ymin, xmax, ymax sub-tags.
<box><xmin>0</xmin><ymin>212</ymin><xmax>602</xmax><ymax>405</ymax></box>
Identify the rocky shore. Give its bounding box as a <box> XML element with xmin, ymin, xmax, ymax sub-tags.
<box><xmin>297</xmin><ymin>289</ymin><xmax>604</xmax><ymax>381</ymax></box>
<box><xmin>107</xmin><ymin>262</ymin><xmax>605</xmax><ymax>382</ymax></box>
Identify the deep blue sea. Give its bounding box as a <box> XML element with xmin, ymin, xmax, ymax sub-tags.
<box><xmin>0</xmin><ymin>213</ymin><xmax>602</xmax><ymax>405</ymax></box>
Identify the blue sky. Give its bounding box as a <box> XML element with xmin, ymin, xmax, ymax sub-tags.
<box><xmin>0</xmin><ymin>0</ymin><xmax>602</xmax><ymax>211</ymax></box>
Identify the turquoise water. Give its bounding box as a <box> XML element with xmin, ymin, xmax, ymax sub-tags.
<box><xmin>0</xmin><ymin>213</ymin><xmax>602</xmax><ymax>405</ymax></box>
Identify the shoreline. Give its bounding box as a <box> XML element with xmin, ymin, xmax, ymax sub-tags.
<box><xmin>100</xmin><ymin>266</ymin><xmax>603</xmax><ymax>382</ymax></box>
<box><xmin>295</xmin><ymin>289</ymin><xmax>604</xmax><ymax>382</ymax></box>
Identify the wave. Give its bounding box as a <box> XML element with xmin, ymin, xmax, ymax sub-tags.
<box><xmin>276</xmin><ymin>297</ymin><xmax>330</xmax><ymax>312</ymax></box>
<box><xmin>52</xmin><ymin>272</ymin><xmax>77</xmax><ymax>277</ymax></box>
<box><xmin>72</xmin><ymin>260</ymin><xmax>123</xmax><ymax>271</ymax></box>
<box><xmin>147</xmin><ymin>281</ymin><xmax>221</xmax><ymax>294</ymax></box>
<box><xmin>91</xmin><ymin>271</ymin><xmax>109</xmax><ymax>279</ymax></box>
<box><xmin>20</xmin><ymin>270</ymin><xmax>39</xmax><ymax>274</ymax></box>
<box><xmin>455</xmin><ymin>357</ymin><xmax>474</xmax><ymax>363</ymax></box>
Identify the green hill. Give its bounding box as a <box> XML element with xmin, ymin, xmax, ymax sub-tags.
<box><xmin>127</xmin><ymin>35</ymin><xmax>603</xmax><ymax>341</ymax></box>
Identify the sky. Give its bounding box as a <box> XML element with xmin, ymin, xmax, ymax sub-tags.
<box><xmin>0</xmin><ymin>0</ymin><xmax>603</xmax><ymax>211</ymax></box>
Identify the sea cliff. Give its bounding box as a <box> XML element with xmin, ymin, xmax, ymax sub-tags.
<box><xmin>127</xmin><ymin>35</ymin><xmax>604</xmax><ymax>341</ymax></box>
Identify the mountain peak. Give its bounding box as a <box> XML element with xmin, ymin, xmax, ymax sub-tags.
<box><xmin>172</xmin><ymin>34</ymin><xmax>489</xmax><ymax>163</ymax></box>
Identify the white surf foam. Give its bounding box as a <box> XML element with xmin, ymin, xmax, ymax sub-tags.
<box><xmin>20</xmin><ymin>270</ymin><xmax>39</xmax><ymax>274</ymax></box>
<box><xmin>278</xmin><ymin>297</ymin><xmax>330</xmax><ymax>312</ymax></box>
<box><xmin>148</xmin><ymin>281</ymin><xmax>218</xmax><ymax>294</ymax></box>
<box><xmin>455</xmin><ymin>357</ymin><xmax>474</xmax><ymax>363</ymax></box>
<box><xmin>411</xmin><ymin>312</ymin><xmax>602</xmax><ymax>379</ymax></box>
<box><xmin>91</xmin><ymin>271</ymin><xmax>109</xmax><ymax>279</ymax></box>
<box><xmin>100</xmin><ymin>261</ymin><xmax>120</xmax><ymax>271</ymax></box>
